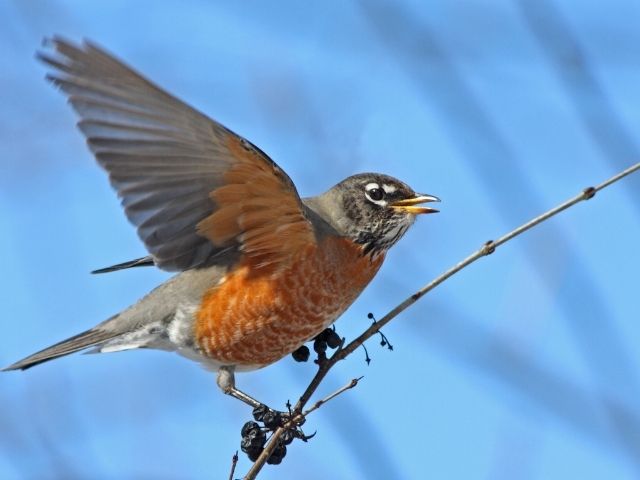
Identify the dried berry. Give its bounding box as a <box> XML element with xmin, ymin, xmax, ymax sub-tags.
<box><xmin>246</xmin><ymin>446</ymin><xmax>263</xmax><ymax>462</ymax></box>
<box><xmin>243</xmin><ymin>428</ymin><xmax>266</xmax><ymax>448</ymax></box>
<box><xmin>313</xmin><ymin>339</ymin><xmax>327</xmax><ymax>354</ymax></box>
<box><xmin>291</xmin><ymin>345</ymin><xmax>310</xmax><ymax>362</ymax></box>
<box><xmin>281</xmin><ymin>429</ymin><xmax>295</xmax><ymax>445</ymax></box>
<box><xmin>314</xmin><ymin>329</ymin><xmax>329</xmax><ymax>342</ymax></box>
<box><xmin>252</xmin><ymin>404</ymin><xmax>269</xmax><ymax>422</ymax></box>
<box><xmin>325</xmin><ymin>329</ymin><xmax>341</xmax><ymax>349</ymax></box>
<box><xmin>262</xmin><ymin>410</ymin><xmax>282</xmax><ymax>430</ymax></box>
<box><xmin>241</xmin><ymin>421</ymin><xmax>260</xmax><ymax>438</ymax></box>
<box><xmin>266</xmin><ymin>443</ymin><xmax>287</xmax><ymax>465</ymax></box>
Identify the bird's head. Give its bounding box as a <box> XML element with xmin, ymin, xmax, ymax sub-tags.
<box><xmin>308</xmin><ymin>173</ymin><xmax>439</xmax><ymax>255</ymax></box>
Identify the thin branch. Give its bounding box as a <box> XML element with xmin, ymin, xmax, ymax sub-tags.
<box><xmin>243</xmin><ymin>162</ymin><xmax>640</xmax><ymax>479</ymax></box>
<box><xmin>244</xmin><ymin>427</ymin><xmax>286</xmax><ymax>479</ymax></box>
<box><xmin>361</xmin><ymin>3</ymin><xmax>640</xmax><ymax>452</ymax></box>
<box><xmin>228</xmin><ymin>451</ymin><xmax>238</xmax><ymax>480</ymax></box>
<box><xmin>303</xmin><ymin>377</ymin><xmax>363</xmax><ymax>417</ymax></box>
<box><xmin>243</xmin><ymin>377</ymin><xmax>363</xmax><ymax>479</ymax></box>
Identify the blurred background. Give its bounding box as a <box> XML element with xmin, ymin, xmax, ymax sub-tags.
<box><xmin>1</xmin><ymin>1</ymin><xmax>639</xmax><ymax>479</ymax></box>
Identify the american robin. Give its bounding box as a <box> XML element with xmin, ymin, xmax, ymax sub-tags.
<box><xmin>2</xmin><ymin>38</ymin><xmax>439</xmax><ymax>408</ymax></box>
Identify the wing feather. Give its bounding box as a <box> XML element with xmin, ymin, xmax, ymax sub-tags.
<box><xmin>41</xmin><ymin>37</ymin><xmax>315</xmax><ymax>271</ymax></box>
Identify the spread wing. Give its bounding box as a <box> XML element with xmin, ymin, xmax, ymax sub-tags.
<box><xmin>40</xmin><ymin>37</ymin><xmax>316</xmax><ymax>272</ymax></box>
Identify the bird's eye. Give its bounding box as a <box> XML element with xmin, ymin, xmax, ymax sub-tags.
<box><xmin>368</xmin><ymin>188</ymin><xmax>384</xmax><ymax>201</ymax></box>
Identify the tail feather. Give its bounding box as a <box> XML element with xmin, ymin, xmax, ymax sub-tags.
<box><xmin>91</xmin><ymin>256</ymin><xmax>154</xmax><ymax>274</ymax></box>
<box><xmin>2</xmin><ymin>328</ymin><xmax>118</xmax><ymax>371</ymax></box>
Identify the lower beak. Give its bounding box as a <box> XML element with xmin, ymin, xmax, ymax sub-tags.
<box><xmin>391</xmin><ymin>194</ymin><xmax>440</xmax><ymax>214</ymax></box>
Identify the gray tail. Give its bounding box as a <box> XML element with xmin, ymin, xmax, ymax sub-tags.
<box><xmin>2</xmin><ymin>327</ymin><xmax>117</xmax><ymax>371</ymax></box>
<box><xmin>91</xmin><ymin>256</ymin><xmax>154</xmax><ymax>274</ymax></box>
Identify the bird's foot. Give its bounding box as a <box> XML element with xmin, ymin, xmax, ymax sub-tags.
<box><xmin>218</xmin><ymin>366</ymin><xmax>315</xmax><ymax>464</ymax></box>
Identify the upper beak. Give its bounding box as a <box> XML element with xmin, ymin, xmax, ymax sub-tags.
<box><xmin>391</xmin><ymin>194</ymin><xmax>440</xmax><ymax>214</ymax></box>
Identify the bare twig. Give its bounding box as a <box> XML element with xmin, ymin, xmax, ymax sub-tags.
<box><xmin>243</xmin><ymin>377</ymin><xmax>363</xmax><ymax>479</ymax></box>
<box><xmin>303</xmin><ymin>377</ymin><xmax>363</xmax><ymax>417</ymax></box>
<box><xmin>229</xmin><ymin>451</ymin><xmax>239</xmax><ymax>480</ymax></box>
<box><xmin>243</xmin><ymin>162</ymin><xmax>640</xmax><ymax>479</ymax></box>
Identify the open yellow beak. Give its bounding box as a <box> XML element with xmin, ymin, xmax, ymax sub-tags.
<box><xmin>391</xmin><ymin>194</ymin><xmax>440</xmax><ymax>214</ymax></box>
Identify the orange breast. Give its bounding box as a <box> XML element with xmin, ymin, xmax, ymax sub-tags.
<box><xmin>194</xmin><ymin>237</ymin><xmax>384</xmax><ymax>367</ymax></box>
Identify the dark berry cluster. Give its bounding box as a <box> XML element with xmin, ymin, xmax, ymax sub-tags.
<box><xmin>315</xmin><ymin>327</ymin><xmax>342</xmax><ymax>350</ymax></box>
<box><xmin>252</xmin><ymin>404</ymin><xmax>284</xmax><ymax>430</ymax></box>
<box><xmin>240</xmin><ymin>421</ymin><xmax>290</xmax><ymax>465</ymax></box>
<box><xmin>240</xmin><ymin>421</ymin><xmax>266</xmax><ymax>462</ymax></box>
<box><xmin>240</xmin><ymin>415</ymin><xmax>291</xmax><ymax>465</ymax></box>
<box><xmin>291</xmin><ymin>327</ymin><xmax>342</xmax><ymax>365</ymax></box>
<box><xmin>240</xmin><ymin>403</ymin><xmax>314</xmax><ymax>465</ymax></box>
<box><xmin>240</xmin><ymin>405</ymin><xmax>293</xmax><ymax>464</ymax></box>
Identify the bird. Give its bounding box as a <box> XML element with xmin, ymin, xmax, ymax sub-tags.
<box><xmin>2</xmin><ymin>37</ymin><xmax>439</xmax><ymax>409</ymax></box>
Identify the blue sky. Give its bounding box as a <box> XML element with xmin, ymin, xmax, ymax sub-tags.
<box><xmin>1</xmin><ymin>1</ymin><xmax>640</xmax><ymax>479</ymax></box>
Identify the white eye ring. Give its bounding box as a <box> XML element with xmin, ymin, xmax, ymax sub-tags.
<box><xmin>365</xmin><ymin>183</ymin><xmax>386</xmax><ymax>205</ymax></box>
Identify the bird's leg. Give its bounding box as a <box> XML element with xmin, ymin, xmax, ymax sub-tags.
<box><xmin>216</xmin><ymin>366</ymin><xmax>263</xmax><ymax>409</ymax></box>
<box><xmin>220</xmin><ymin>366</ymin><xmax>313</xmax><ymax>464</ymax></box>
<box><xmin>217</xmin><ymin>367</ymin><xmax>303</xmax><ymax>427</ymax></box>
